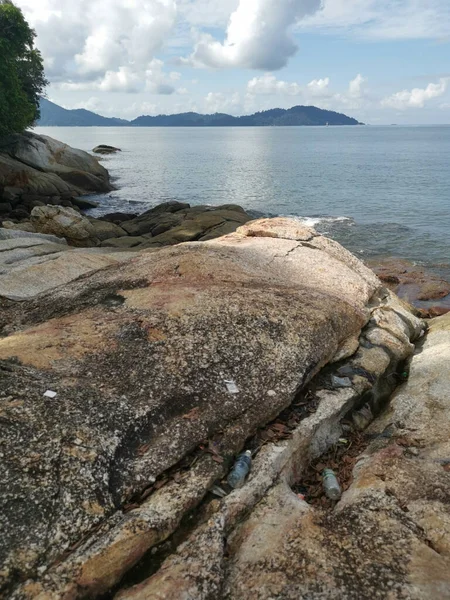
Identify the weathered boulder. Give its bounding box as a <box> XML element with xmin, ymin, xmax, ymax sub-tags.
<box><xmin>30</xmin><ymin>205</ymin><xmax>100</xmax><ymax>247</ymax></box>
<box><xmin>0</xmin><ymin>132</ymin><xmax>112</xmax><ymax>200</ymax></box>
<box><xmin>0</xmin><ymin>218</ymin><xmax>428</xmax><ymax>599</ymax></box>
<box><xmin>0</xmin><ymin>229</ymin><xmax>137</xmax><ymax>301</ymax></box>
<box><xmin>93</xmin><ymin>144</ymin><xmax>121</xmax><ymax>154</ymax></box>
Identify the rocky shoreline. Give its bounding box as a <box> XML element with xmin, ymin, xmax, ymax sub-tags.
<box><xmin>1</xmin><ymin>134</ymin><xmax>450</xmax><ymax>599</ymax></box>
<box><xmin>1</xmin><ymin>132</ymin><xmax>449</xmax><ymax>314</ymax></box>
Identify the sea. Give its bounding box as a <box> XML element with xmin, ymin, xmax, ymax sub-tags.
<box><xmin>35</xmin><ymin>125</ymin><xmax>450</xmax><ymax>280</ymax></box>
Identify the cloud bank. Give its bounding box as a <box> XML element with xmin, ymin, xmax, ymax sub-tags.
<box><xmin>18</xmin><ymin>0</ymin><xmax>177</xmax><ymax>93</ymax></box>
<box><xmin>381</xmin><ymin>78</ymin><xmax>449</xmax><ymax>109</ymax></box>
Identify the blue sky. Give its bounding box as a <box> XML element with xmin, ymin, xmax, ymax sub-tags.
<box><xmin>16</xmin><ymin>0</ymin><xmax>450</xmax><ymax>123</ymax></box>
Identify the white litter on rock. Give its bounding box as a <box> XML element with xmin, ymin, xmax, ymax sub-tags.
<box><xmin>225</xmin><ymin>380</ymin><xmax>239</xmax><ymax>394</ymax></box>
<box><xmin>43</xmin><ymin>390</ymin><xmax>57</xmax><ymax>399</ymax></box>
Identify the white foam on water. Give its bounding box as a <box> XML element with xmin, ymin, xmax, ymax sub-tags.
<box><xmin>288</xmin><ymin>215</ymin><xmax>354</xmax><ymax>228</ymax></box>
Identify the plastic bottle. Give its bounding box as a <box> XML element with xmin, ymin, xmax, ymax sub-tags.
<box><xmin>322</xmin><ymin>468</ymin><xmax>342</xmax><ymax>500</ymax></box>
<box><xmin>227</xmin><ymin>450</ymin><xmax>252</xmax><ymax>489</ymax></box>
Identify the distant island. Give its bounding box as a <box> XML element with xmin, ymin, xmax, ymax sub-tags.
<box><xmin>38</xmin><ymin>98</ymin><xmax>363</xmax><ymax>127</ymax></box>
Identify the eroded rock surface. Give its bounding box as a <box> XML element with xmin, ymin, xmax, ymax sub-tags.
<box><xmin>0</xmin><ymin>219</ymin><xmax>427</xmax><ymax>599</ymax></box>
<box><xmin>118</xmin><ymin>314</ymin><xmax>450</xmax><ymax>600</ymax></box>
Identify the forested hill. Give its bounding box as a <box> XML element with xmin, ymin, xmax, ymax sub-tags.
<box><xmin>38</xmin><ymin>98</ymin><xmax>128</xmax><ymax>126</ymax></box>
<box><xmin>38</xmin><ymin>98</ymin><xmax>362</xmax><ymax>127</ymax></box>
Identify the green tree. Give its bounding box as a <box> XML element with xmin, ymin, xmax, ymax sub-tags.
<box><xmin>0</xmin><ymin>0</ymin><xmax>48</xmax><ymax>137</ymax></box>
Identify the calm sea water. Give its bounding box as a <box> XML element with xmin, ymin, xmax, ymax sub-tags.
<box><xmin>35</xmin><ymin>126</ymin><xmax>450</xmax><ymax>279</ymax></box>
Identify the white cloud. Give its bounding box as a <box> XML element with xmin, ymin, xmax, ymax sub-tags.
<box><xmin>306</xmin><ymin>77</ymin><xmax>331</xmax><ymax>97</ymax></box>
<box><xmin>16</xmin><ymin>0</ymin><xmax>177</xmax><ymax>89</ymax></box>
<box><xmin>381</xmin><ymin>78</ymin><xmax>449</xmax><ymax>109</ymax></box>
<box><xmin>58</xmin><ymin>60</ymin><xmax>180</xmax><ymax>95</ymax></box>
<box><xmin>183</xmin><ymin>0</ymin><xmax>322</xmax><ymax>70</ymax></box>
<box><xmin>246</xmin><ymin>73</ymin><xmax>368</xmax><ymax>111</ymax></box>
<box><xmin>247</xmin><ymin>74</ymin><xmax>303</xmax><ymax>96</ymax></box>
<box><xmin>348</xmin><ymin>74</ymin><xmax>367</xmax><ymax>98</ymax></box>
<box><xmin>204</xmin><ymin>92</ymin><xmax>241</xmax><ymax>113</ymax></box>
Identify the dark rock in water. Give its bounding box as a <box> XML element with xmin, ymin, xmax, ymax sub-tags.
<box><xmin>368</xmin><ymin>257</ymin><xmax>450</xmax><ymax>309</ymax></box>
<box><xmin>0</xmin><ymin>202</ymin><xmax>12</xmax><ymax>214</ymax></box>
<box><xmin>1</xmin><ymin>186</ymin><xmax>22</xmax><ymax>203</ymax></box>
<box><xmin>70</xmin><ymin>197</ymin><xmax>99</xmax><ymax>210</ymax></box>
<box><xmin>9</xmin><ymin>207</ymin><xmax>30</xmax><ymax>220</ymax></box>
<box><xmin>118</xmin><ymin>202</ymin><xmax>251</xmax><ymax>245</ymax></box>
<box><xmin>100</xmin><ymin>212</ymin><xmax>139</xmax><ymax>224</ymax></box>
<box><xmin>93</xmin><ymin>144</ymin><xmax>121</xmax><ymax>154</ymax></box>
<box><xmin>121</xmin><ymin>201</ymin><xmax>191</xmax><ymax>236</ymax></box>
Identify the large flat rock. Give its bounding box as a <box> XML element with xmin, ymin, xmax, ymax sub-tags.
<box><xmin>0</xmin><ymin>219</ymin><xmax>425</xmax><ymax>598</ymax></box>
<box><xmin>0</xmin><ymin>229</ymin><xmax>136</xmax><ymax>301</ymax></box>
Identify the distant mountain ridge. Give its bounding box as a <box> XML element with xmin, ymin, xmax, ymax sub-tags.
<box><xmin>37</xmin><ymin>98</ymin><xmax>363</xmax><ymax>127</ymax></box>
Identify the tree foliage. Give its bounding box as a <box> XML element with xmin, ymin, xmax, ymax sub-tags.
<box><xmin>0</xmin><ymin>0</ymin><xmax>48</xmax><ymax>137</ymax></box>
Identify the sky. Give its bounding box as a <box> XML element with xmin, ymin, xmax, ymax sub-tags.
<box><xmin>15</xmin><ymin>0</ymin><xmax>450</xmax><ymax>123</ymax></box>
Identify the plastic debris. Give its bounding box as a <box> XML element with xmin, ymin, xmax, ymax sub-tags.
<box><xmin>322</xmin><ymin>468</ymin><xmax>342</xmax><ymax>500</ymax></box>
<box><xmin>211</xmin><ymin>485</ymin><xmax>227</xmax><ymax>498</ymax></box>
<box><xmin>352</xmin><ymin>403</ymin><xmax>374</xmax><ymax>431</ymax></box>
<box><xmin>227</xmin><ymin>450</ymin><xmax>252</xmax><ymax>489</ymax></box>
<box><xmin>338</xmin><ymin>438</ymin><xmax>348</xmax><ymax>444</ymax></box>
<box><xmin>43</xmin><ymin>390</ymin><xmax>57</xmax><ymax>399</ymax></box>
<box><xmin>224</xmin><ymin>380</ymin><xmax>239</xmax><ymax>394</ymax></box>
<box><xmin>331</xmin><ymin>375</ymin><xmax>352</xmax><ymax>388</ymax></box>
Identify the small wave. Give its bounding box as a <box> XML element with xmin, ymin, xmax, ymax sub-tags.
<box><xmin>288</xmin><ymin>215</ymin><xmax>354</xmax><ymax>228</ymax></box>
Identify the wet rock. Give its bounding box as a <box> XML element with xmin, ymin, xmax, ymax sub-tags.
<box><xmin>368</xmin><ymin>257</ymin><xmax>450</xmax><ymax>308</ymax></box>
<box><xmin>121</xmin><ymin>202</ymin><xmax>190</xmax><ymax>236</ymax></box>
<box><xmin>100</xmin><ymin>212</ymin><xmax>138</xmax><ymax>224</ymax></box>
<box><xmin>93</xmin><ymin>144</ymin><xmax>121</xmax><ymax>154</ymax></box>
<box><xmin>122</xmin><ymin>203</ymin><xmax>252</xmax><ymax>243</ymax></box>
<box><xmin>71</xmin><ymin>197</ymin><xmax>99</xmax><ymax>210</ymax></box>
<box><xmin>1</xmin><ymin>186</ymin><xmax>22</xmax><ymax>203</ymax></box>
